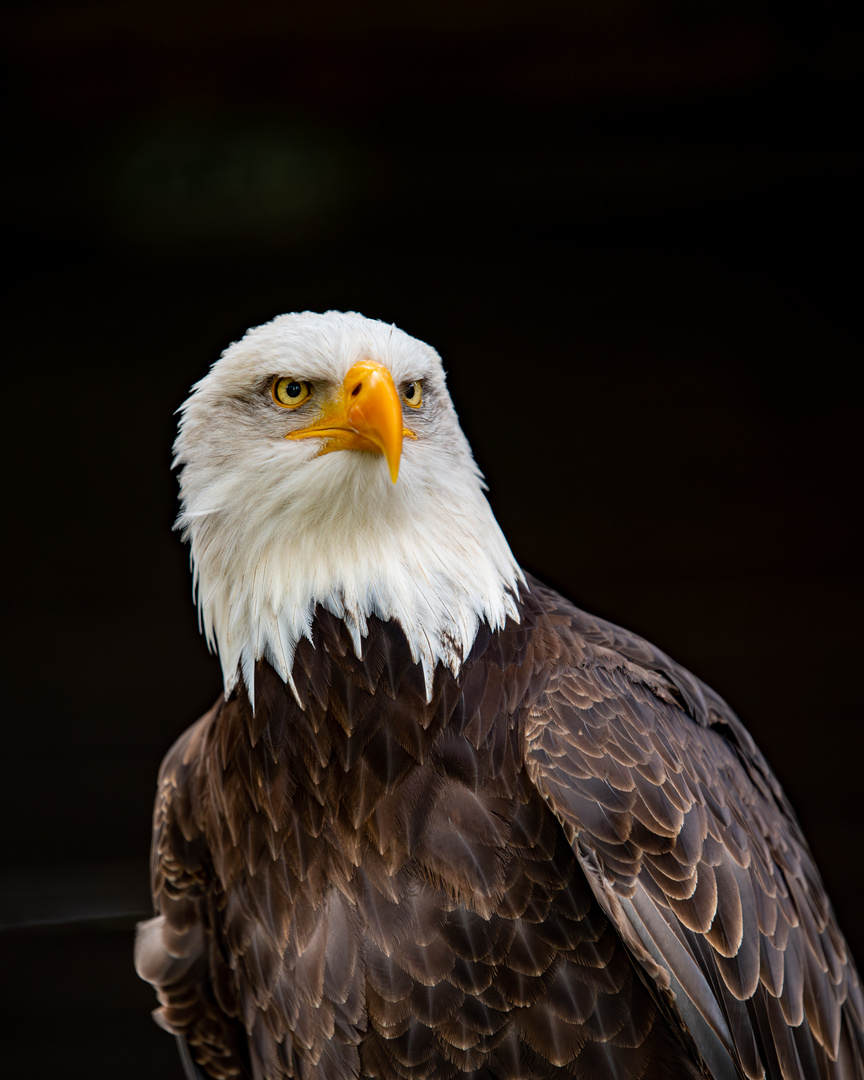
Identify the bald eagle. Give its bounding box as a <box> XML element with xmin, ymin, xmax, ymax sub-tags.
<box><xmin>136</xmin><ymin>312</ymin><xmax>863</xmax><ymax>1080</ymax></box>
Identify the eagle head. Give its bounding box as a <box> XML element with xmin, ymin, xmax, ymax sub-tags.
<box><xmin>173</xmin><ymin>311</ymin><xmax>523</xmax><ymax>703</ymax></box>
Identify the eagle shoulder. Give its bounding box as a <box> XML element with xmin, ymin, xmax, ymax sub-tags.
<box><xmin>522</xmin><ymin>577</ymin><xmax>864</xmax><ymax>1080</ymax></box>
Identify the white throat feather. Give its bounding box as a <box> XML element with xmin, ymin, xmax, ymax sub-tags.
<box><xmin>174</xmin><ymin>312</ymin><xmax>524</xmax><ymax>707</ymax></box>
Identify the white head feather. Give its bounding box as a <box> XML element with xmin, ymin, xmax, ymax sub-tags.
<box><xmin>174</xmin><ymin>311</ymin><xmax>523</xmax><ymax>705</ymax></box>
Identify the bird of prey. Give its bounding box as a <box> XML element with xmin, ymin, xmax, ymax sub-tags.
<box><xmin>136</xmin><ymin>311</ymin><xmax>863</xmax><ymax>1080</ymax></box>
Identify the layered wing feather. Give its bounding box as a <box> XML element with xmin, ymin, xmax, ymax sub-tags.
<box><xmin>135</xmin><ymin>704</ymin><xmax>250</xmax><ymax>1079</ymax></box>
<box><xmin>523</xmin><ymin>579</ymin><xmax>864</xmax><ymax>1080</ymax></box>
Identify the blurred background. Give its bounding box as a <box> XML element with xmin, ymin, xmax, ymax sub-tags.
<box><xmin>2</xmin><ymin>1</ymin><xmax>862</xmax><ymax>1076</ymax></box>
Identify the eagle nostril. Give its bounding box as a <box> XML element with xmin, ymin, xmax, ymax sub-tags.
<box><xmin>351</xmin><ymin>382</ymin><xmax>362</xmax><ymax>397</ymax></box>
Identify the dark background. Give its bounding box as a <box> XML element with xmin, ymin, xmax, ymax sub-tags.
<box><xmin>2</xmin><ymin>2</ymin><xmax>862</xmax><ymax>1077</ymax></box>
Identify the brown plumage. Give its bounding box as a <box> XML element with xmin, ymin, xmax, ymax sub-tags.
<box><xmin>136</xmin><ymin>312</ymin><xmax>863</xmax><ymax>1079</ymax></box>
<box><xmin>138</xmin><ymin>583</ymin><xmax>864</xmax><ymax>1079</ymax></box>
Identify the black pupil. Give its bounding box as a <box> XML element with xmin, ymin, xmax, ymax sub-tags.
<box><xmin>285</xmin><ymin>381</ymin><xmax>302</xmax><ymax>398</ymax></box>
<box><xmin>405</xmin><ymin>383</ymin><xmax>416</xmax><ymax>399</ymax></box>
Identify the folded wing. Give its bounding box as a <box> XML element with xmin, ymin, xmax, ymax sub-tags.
<box><xmin>523</xmin><ymin>587</ymin><xmax>864</xmax><ymax>1080</ymax></box>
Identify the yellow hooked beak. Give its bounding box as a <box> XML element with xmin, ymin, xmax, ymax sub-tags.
<box><xmin>286</xmin><ymin>360</ymin><xmax>414</xmax><ymax>483</ymax></box>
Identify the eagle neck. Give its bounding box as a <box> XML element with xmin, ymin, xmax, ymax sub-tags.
<box><xmin>187</xmin><ymin>476</ymin><xmax>525</xmax><ymax>709</ymax></box>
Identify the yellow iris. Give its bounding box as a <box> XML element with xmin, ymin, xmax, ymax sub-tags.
<box><xmin>272</xmin><ymin>378</ymin><xmax>312</xmax><ymax>408</ymax></box>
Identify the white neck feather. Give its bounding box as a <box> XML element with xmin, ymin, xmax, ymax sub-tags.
<box><xmin>179</xmin><ymin>433</ymin><xmax>522</xmax><ymax>707</ymax></box>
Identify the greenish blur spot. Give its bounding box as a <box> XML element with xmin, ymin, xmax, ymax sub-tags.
<box><xmin>111</xmin><ymin>114</ymin><xmax>359</xmax><ymax>251</ymax></box>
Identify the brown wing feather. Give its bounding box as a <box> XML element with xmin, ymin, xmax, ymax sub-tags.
<box><xmin>134</xmin><ymin>702</ymin><xmax>250</xmax><ymax>1079</ymax></box>
<box><xmin>523</xmin><ymin>577</ymin><xmax>864</xmax><ymax>1080</ymax></box>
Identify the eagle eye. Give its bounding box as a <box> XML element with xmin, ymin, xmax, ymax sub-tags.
<box><xmin>272</xmin><ymin>377</ymin><xmax>312</xmax><ymax>408</ymax></box>
<box><xmin>402</xmin><ymin>380</ymin><xmax>423</xmax><ymax>408</ymax></box>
